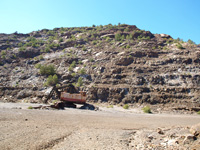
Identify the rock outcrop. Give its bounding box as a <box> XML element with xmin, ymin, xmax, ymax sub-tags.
<box><xmin>0</xmin><ymin>24</ymin><xmax>199</xmax><ymax>113</ymax></box>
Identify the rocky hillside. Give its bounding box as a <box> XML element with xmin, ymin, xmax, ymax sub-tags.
<box><xmin>0</xmin><ymin>24</ymin><xmax>200</xmax><ymax>112</ymax></box>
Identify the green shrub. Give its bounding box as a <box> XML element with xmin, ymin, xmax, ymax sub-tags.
<box><xmin>121</xmin><ymin>35</ymin><xmax>125</xmax><ymax>41</ymax></box>
<box><xmin>32</xmin><ymin>43</ymin><xmax>39</xmax><ymax>48</ymax></box>
<box><xmin>19</xmin><ymin>47</ymin><xmax>26</xmax><ymax>51</ymax></box>
<box><xmin>82</xmin><ymin>46</ymin><xmax>87</xmax><ymax>51</ymax></box>
<box><xmin>70</xmin><ymin>61</ymin><xmax>76</xmax><ymax>68</ymax></box>
<box><xmin>35</xmin><ymin>63</ymin><xmax>42</xmax><ymax>69</ymax></box>
<box><xmin>107</xmin><ymin>105</ymin><xmax>113</xmax><ymax>108</ymax></box>
<box><xmin>105</xmin><ymin>37</ymin><xmax>111</xmax><ymax>42</ymax></box>
<box><xmin>197</xmin><ymin>111</ymin><xmax>200</xmax><ymax>115</ymax></box>
<box><xmin>39</xmin><ymin>55</ymin><xmax>44</xmax><ymax>60</ymax></box>
<box><xmin>59</xmin><ymin>38</ymin><xmax>63</xmax><ymax>43</ymax></box>
<box><xmin>92</xmin><ymin>41</ymin><xmax>97</xmax><ymax>45</ymax></box>
<box><xmin>142</xmin><ymin>106</ymin><xmax>152</xmax><ymax>113</ymax></box>
<box><xmin>28</xmin><ymin>106</ymin><xmax>33</xmax><ymax>109</ymax></box>
<box><xmin>123</xmin><ymin>104</ymin><xmax>129</xmax><ymax>109</ymax></box>
<box><xmin>188</xmin><ymin>39</ymin><xmax>195</xmax><ymax>45</ymax></box>
<box><xmin>12</xmin><ymin>54</ymin><xmax>16</xmax><ymax>59</ymax></box>
<box><xmin>39</xmin><ymin>64</ymin><xmax>56</xmax><ymax>76</ymax></box>
<box><xmin>18</xmin><ymin>42</ymin><xmax>23</xmax><ymax>47</ymax></box>
<box><xmin>71</xmin><ymin>72</ymin><xmax>76</xmax><ymax>77</ymax></box>
<box><xmin>115</xmin><ymin>32</ymin><xmax>122</xmax><ymax>41</ymax></box>
<box><xmin>78</xmin><ymin>60</ymin><xmax>83</xmax><ymax>64</ymax></box>
<box><xmin>68</xmin><ymin>61</ymin><xmax>76</xmax><ymax>72</ymax></box>
<box><xmin>126</xmin><ymin>45</ymin><xmax>130</xmax><ymax>49</ymax></box>
<box><xmin>68</xmin><ymin>66</ymin><xmax>73</xmax><ymax>72</ymax></box>
<box><xmin>1</xmin><ymin>50</ymin><xmax>6</xmax><ymax>56</ymax></box>
<box><xmin>44</xmin><ymin>47</ymin><xmax>50</xmax><ymax>52</ymax></box>
<box><xmin>90</xmin><ymin>58</ymin><xmax>95</xmax><ymax>62</ymax></box>
<box><xmin>124</xmin><ymin>27</ymin><xmax>130</xmax><ymax>32</ymax></box>
<box><xmin>77</xmin><ymin>77</ymin><xmax>83</xmax><ymax>87</ymax></box>
<box><xmin>79</xmin><ymin>68</ymin><xmax>86</xmax><ymax>75</ymax></box>
<box><xmin>44</xmin><ymin>74</ymin><xmax>58</xmax><ymax>86</ymax></box>
<box><xmin>1</xmin><ymin>55</ymin><xmax>6</xmax><ymax>59</ymax></box>
<box><xmin>176</xmin><ymin>43</ymin><xmax>184</xmax><ymax>49</ymax></box>
<box><xmin>47</xmin><ymin>30</ymin><xmax>55</xmax><ymax>36</ymax></box>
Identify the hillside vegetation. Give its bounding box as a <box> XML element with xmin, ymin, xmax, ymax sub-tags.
<box><xmin>0</xmin><ymin>24</ymin><xmax>200</xmax><ymax>112</ymax></box>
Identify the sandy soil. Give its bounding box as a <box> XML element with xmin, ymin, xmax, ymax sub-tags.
<box><xmin>0</xmin><ymin>102</ymin><xmax>200</xmax><ymax>150</ymax></box>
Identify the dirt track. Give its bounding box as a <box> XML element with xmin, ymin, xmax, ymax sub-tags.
<box><xmin>0</xmin><ymin>103</ymin><xmax>200</xmax><ymax>150</ymax></box>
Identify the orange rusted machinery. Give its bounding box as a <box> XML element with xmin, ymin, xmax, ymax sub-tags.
<box><xmin>60</xmin><ymin>91</ymin><xmax>86</xmax><ymax>104</ymax></box>
<box><xmin>45</xmin><ymin>83</ymin><xmax>86</xmax><ymax>108</ymax></box>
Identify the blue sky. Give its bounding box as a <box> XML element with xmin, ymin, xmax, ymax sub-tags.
<box><xmin>0</xmin><ymin>0</ymin><xmax>199</xmax><ymax>44</ymax></box>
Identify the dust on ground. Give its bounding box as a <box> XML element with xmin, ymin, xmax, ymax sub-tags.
<box><xmin>0</xmin><ymin>102</ymin><xmax>200</xmax><ymax>150</ymax></box>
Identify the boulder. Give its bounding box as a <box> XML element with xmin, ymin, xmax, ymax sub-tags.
<box><xmin>100</xmin><ymin>34</ymin><xmax>115</xmax><ymax>39</ymax></box>
<box><xmin>160</xmin><ymin>34</ymin><xmax>172</xmax><ymax>39</ymax></box>
<box><xmin>61</xmin><ymin>74</ymin><xmax>73</xmax><ymax>80</ymax></box>
<box><xmin>17</xmin><ymin>47</ymin><xmax>40</xmax><ymax>58</ymax></box>
<box><xmin>183</xmin><ymin>134</ymin><xmax>196</xmax><ymax>145</ymax></box>
<box><xmin>17</xmin><ymin>90</ymin><xmax>32</xmax><ymax>99</ymax></box>
<box><xmin>115</xmin><ymin>57</ymin><xmax>133</xmax><ymax>66</ymax></box>
<box><xmin>111</xmin><ymin>68</ymin><xmax>121</xmax><ymax>74</ymax></box>
<box><xmin>190</xmin><ymin>123</ymin><xmax>200</xmax><ymax>136</ymax></box>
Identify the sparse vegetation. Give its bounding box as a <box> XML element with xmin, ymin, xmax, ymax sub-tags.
<box><xmin>1</xmin><ymin>50</ymin><xmax>6</xmax><ymax>56</ymax></box>
<box><xmin>59</xmin><ymin>37</ymin><xmax>63</xmax><ymax>43</ymax></box>
<box><xmin>77</xmin><ymin>77</ymin><xmax>83</xmax><ymax>87</ymax></box>
<box><xmin>0</xmin><ymin>24</ymin><xmax>199</xmax><ymax>120</ymax></box>
<box><xmin>197</xmin><ymin>111</ymin><xmax>200</xmax><ymax>115</ymax></box>
<box><xmin>39</xmin><ymin>64</ymin><xmax>56</xmax><ymax>76</ymax></box>
<box><xmin>176</xmin><ymin>43</ymin><xmax>184</xmax><ymax>49</ymax></box>
<box><xmin>71</xmin><ymin>72</ymin><xmax>76</xmax><ymax>77</ymax></box>
<box><xmin>28</xmin><ymin>106</ymin><xmax>33</xmax><ymax>109</ymax></box>
<box><xmin>92</xmin><ymin>41</ymin><xmax>97</xmax><ymax>45</ymax></box>
<box><xmin>70</xmin><ymin>61</ymin><xmax>76</xmax><ymax>68</ymax></box>
<box><xmin>79</xmin><ymin>68</ymin><xmax>86</xmax><ymax>75</ymax></box>
<box><xmin>44</xmin><ymin>74</ymin><xmax>58</xmax><ymax>86</ymax></box>
<box><xmin>92</xmin><ymin>65</ymin><xmax>97</xmax><ymax>69</ymax></box>
<box><xmin>107</xmin><ymin>105</ymin><xmax>113</xmax><ymax>108</ymax></box>
<box><xmin>39</xmin><ymin>55</ymin><xmax>44</xmax><ymax>60</ymax></box>
<box><xmin>82</xmin><ymin>46</ymin><xmax>87</xmax><ymax>51</ymax></box>
<box><xmin>89</xmin><ymin>58</ymin><xmax>95</xmax><ymax>62</ymax></box>
<box><xmin>126</xmin><ymin>45</ymin><xmax>130</xmax><ymax>49</ymax></box>
<box><xmin>142</xmin><ymin>106</ymin><xmax>151</xmax><ymax>113</ymax></box>
<box><xmin>187</xmin><ymin>39</ymin><xmax>195</xmax><ymax>45</ymax></box>
<box><xmin>19</xmin><ymin>46</ymin><xmax>26</xmax><ymax>51</ymax></box>
<box><xmin>115</xmin><ymin>32</ymin><xmax>122</xmax><ymax>41</ymax></box>
<box><xmin>35</xmin><ymin>63</ymin><xmax>42</xmax><ymax>69</ymax></box>
<box><xmin>68</xmin><ymin>61</ymin><xmax>76</xmax><ymax>72</ymax></box>
<box><xmin>123</xmin><ymin>104</ymin><xmax>129</xmax><ymax>109</ymax></box>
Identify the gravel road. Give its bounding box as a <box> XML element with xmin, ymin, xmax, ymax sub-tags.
<box><xmin>0</xmin><ymin>103</ymin><xmax>200</xmax><ymax>150</ymax></box>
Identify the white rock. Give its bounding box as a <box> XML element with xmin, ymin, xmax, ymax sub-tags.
<box><xmin>95</xmin><ymin>52</ymin><xmax>103</xmax><ymax>57</ymax></box>
<box><xmin>82</xmin><ymin>59</ymin><xmax>88</xmax><ymax>64</ymax></box>
<box><xmin>117</xmin><ymin>52</ymin><xmax>125</xmax><ymax>56</ymax></box>
<box><xmin>167</xmin><ymin>139</ymin><xmax>177</xmax><ymax>146</ymax></box>
<box><xmin>73</xmin><ymin>67</ymin><xmax>80</xmax><ymax>72</ymax></box>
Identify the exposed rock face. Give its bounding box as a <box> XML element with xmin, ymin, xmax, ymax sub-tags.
<box><xmin>17</xmin><ymin>90</ymin><xmax>32</xmax><ymax>99</ymax></box>
<box><xmin>0</xmin><ymin>24</ymin><xmax>200</xmax><ymax>112</ymax></box>
<box><xmin>115</xmin><ymin>57</ymin><xmax>133</xmax><ymax>66</ymax></box>
<box><xmin>17</xmin><ymin>47</ymin><xmax>40</xmax><ymax>58</ymax></box>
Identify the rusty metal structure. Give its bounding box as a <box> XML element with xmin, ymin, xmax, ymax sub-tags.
<box><xmin>45</xmin><ymin>83</ymin><xmax>86</xmax><ymax>108</ymax></box>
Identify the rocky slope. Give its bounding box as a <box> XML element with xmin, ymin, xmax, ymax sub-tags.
<box><xmin>0</xmin><ymin>24</ymin><xmax>200</xmax><ymax>112</ymax></box>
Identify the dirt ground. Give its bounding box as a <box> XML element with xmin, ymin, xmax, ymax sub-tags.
<box><xmin>0</xmin><ymin>102</ymin><xmax>200</xmax><ymax>150</ymax></box>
